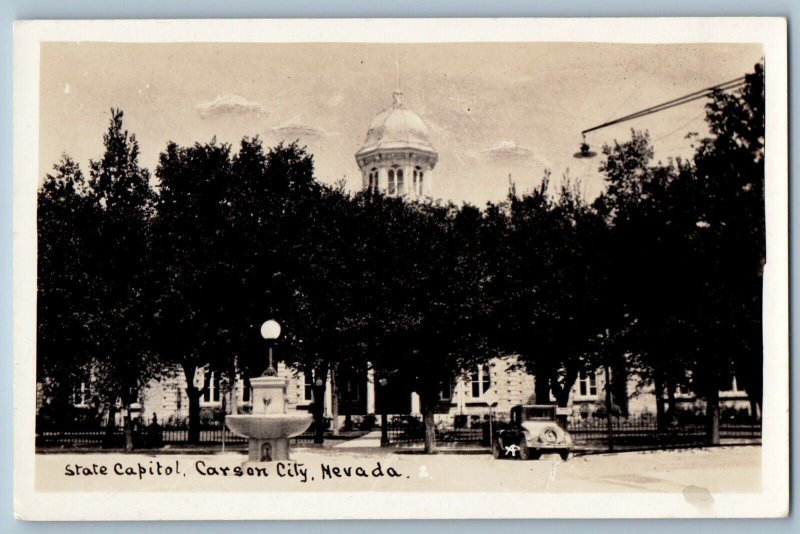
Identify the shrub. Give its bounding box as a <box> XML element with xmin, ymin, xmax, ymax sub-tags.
<box><xmin>359</xmin><ymin>414</ymin><xmax>377</xmax><ymax>430</ymax></box>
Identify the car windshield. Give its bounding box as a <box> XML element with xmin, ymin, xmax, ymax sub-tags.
<box><xmin>523</xmin><ymin>407</ymin><xmax>555</xmax><ymax>421</ymax></box>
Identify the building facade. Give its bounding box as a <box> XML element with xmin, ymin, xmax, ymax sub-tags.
<box><xmin>107</xmin><ymin>356</ymin><xmax>753</xmax><ymax>428</ymax></box>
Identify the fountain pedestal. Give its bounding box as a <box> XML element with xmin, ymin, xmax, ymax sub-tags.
<box><xmin>226</xmin><ymin>376</ymin><xmax>313</xmax><ymax>462</ymax></box>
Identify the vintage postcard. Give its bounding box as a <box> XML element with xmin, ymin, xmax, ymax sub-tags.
<box><xmin>13</xmin><ymin>18</ymin><xmax>788</xmax><ymax>520</ymax></box>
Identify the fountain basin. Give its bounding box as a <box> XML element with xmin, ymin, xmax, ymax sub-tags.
<box><xmin>226</xmin><ymin>413</ymin><xmax>313</xmax><ymax>440</ymax></box>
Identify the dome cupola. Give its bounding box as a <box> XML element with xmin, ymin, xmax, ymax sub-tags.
<box><xmin>355</xmin><ymin>90</ymin><xmax>438</xmax><ymax>198</ymax></box>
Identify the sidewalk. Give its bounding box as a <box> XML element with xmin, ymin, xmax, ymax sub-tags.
<box><xmin>333</xmin><ymin>430</ymin><xmax>383</xmax><ymax>448</ymax></box>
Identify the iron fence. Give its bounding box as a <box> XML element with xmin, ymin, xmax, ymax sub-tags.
<box><xmin>565</xmin><ymin>415</ymin><xmax>760</xmax><ymax>449</ymax></box>
<box><xmin>36</xmin><ymin>415</ymin><xmax>760</xmax><ymax>450</ymax></box>
<box><xmin>36</xmin><ymin>423</ymin><xmax>313</xmax><ymax>449</ymax></box>
<box><xmin>386</xmin><ymin>415</ymin><xmax>491</xmax><ymax>446</ymax></box>
<box><xmin>385</xmin><ymin>413</ymin><xmax>760</xmax><ymax>449</ymax></box>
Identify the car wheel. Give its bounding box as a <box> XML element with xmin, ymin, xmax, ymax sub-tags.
<box><xmin>559</xmin><ymin>450</ymin><xmax>570</xmax><ymax>461</ymax></box>
<box><xmin>518</xmin><ymin>437</ymin><xmax>529</xmax><ymax>460</ymax></box>
<box><xmin>492</xmin><ymin>439</ymin><xmax>502</xmax><ymax>459</ymax></box>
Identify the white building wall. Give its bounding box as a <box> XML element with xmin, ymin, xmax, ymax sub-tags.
<box><xmin>135</xmin><ymin>357</ymin><xmax>754</xmax><ymax>425</ymax></box>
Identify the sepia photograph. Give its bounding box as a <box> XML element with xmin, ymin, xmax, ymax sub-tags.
<box><xmin>12</xmin><ymin>18</ymin><xmax>788</xmax><ymax>520</ymax></box>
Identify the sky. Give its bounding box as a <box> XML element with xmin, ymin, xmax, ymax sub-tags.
<box><xmin>39</xmin><ymin>42</ymin><xmax>763</xmax><ymax>205</ymax></box>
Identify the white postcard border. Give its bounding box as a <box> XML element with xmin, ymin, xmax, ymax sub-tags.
<box><xmin>13</xmin><ymin>17</ymin><xmax>788</xmax><ymax>520</ymax></box>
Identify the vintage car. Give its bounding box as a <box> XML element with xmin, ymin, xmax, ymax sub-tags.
<box><xmin>492</xmin><ymin>404</ymin><xmax>572</xmax><ymax>460</ymax></box>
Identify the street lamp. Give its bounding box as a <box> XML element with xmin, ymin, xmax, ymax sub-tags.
<box><xmin>573</xmin><ymin>134</ymin><xmax>598</xmax><ymax>159</ymax></box>
<box><xmin>378</xmin><ymin>377</ymin><xmax>389</xmax><ymax>447</ymax></box>
<box><xmin>260</xmin><ymin>320</ymin><xmax>281</xmax><ymax>376</ymax></box>
<box><xmin>313</xmin><ymin>377</ymin><xmax>326</xmax><ymax>444</ymax></box>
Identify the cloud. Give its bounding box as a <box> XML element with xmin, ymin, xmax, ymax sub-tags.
<box><xmin>195</xmin><ymin>94</ymin><xmax>265</xmax><ymax>118</ymax></box>
<box><xmin>269</xmin><ymin>121</ymin><xmax>329</xmax><ymax>139</ymax></box>
<box><xmin>326</xmin><ymin>92</ymin><xmax>345</xmax><ymax>107</ymax></box>
<box><xmin>481</xmin><ymin>140</ymin><xmax>536</xmax><ymax>160</ymax></box>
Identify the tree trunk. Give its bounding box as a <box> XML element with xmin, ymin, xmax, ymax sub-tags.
<box><xmin>313</xmin><ymin>367</ymin><xmax>328</xmax><ymax>445</ymax></box>
<box><xmin>612</xmin><ymin>363</ymin><xmax>629</xmax><ymax>416</ymax></box>
<box><xmin>550</xmin><ymin>367</ymin><xmax>578</xmax><ymax>428</ymax></box>
<box><xmin>187</xmin><ymin>388</ymin><xmax>201</xmax><ymax>444</ymax></box>
<box><xmin>183</xmin><ymin>364</ymin><xmax>203</xmax><ymax>444</ymax></box>
<box><xmin>380</xmin><ymin>412</ymin><xmax>389</xmax><ymax>447</ymax></box>
<box><xmin>534</xmin><ymin>374</ymin><xmax>551</xmax><ymax>404</ymax></box>
<box><xmin>313</xmin><ymin>383</ymin><xmax>326</xmax><ymax>444</ymax></box>
<box><xmin>654</xmin><ymin>372</ymin><xmax>666</xmax><ymax>432</ymax></box>
<box><xmin>423</xmin><ymin>408</ymin><xmax>436</xmax><ymax>454</ymax></box>
<box><xmin>666</xmin><ymin>377</ymin><xmax>677</xmax><ymax>425</ymax></box>
<box><xmin>739</xmin><ymin>363</ymin><xmax>762</xmax><ymax>422</ymax></box>
<box><xmin>103</xmin><ymin>402</ymin><xmax>117</xmax><ymax>448</ymax></box>
<box><xmin>706</xmin><ymin>378</ymin><xmax>721</xmax><ymax>445</ymax></box>
<box><xmin>330</xmin><ymin>369</ymin><xmax>339</xmax><ymax>436</ymax></box>
<box><xmin>123</xmin><ymin>401</ymin><xmax>134</xmax><ymax>452</ymax></box>
<box><xmin>603</xmin><ymin>364</ymin><xmax>614</xmax><ymax>452</ymax></box>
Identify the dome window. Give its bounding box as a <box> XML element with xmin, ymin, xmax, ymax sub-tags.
<box><xmin>387</xmin><ymin>169</ymin><xmax>396</xmax><ymax>195</ymax></box>
<box><xmin>368</xmin><ymin>168</ymin><xmax>378</xmax><ymax>193</ymax></box>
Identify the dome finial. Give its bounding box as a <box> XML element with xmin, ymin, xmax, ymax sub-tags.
<box><xmin>396</xmin><ymin>55</ymin><xmax>403</xmax><ymax>88</ymax></box>
<box><xmin>392</xmin><ymin>89</ymin><xmax>404</xmax><ymax>107</ymax></box>
<box><xmin>393</xmin><ymin>58</ymin><xmax>404</xmax><ymax>107</ymax></box>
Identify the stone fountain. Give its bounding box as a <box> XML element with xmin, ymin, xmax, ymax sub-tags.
<box><xmin>225</xmin><ymin>320</ymin><xmax>313</xmax><ymax>462</ymax></box>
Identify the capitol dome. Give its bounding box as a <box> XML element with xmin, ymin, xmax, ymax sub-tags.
<box><xmin>357</xmin><ymin>91</ymin><xmax>437</xmax><ymax>156</ymax></box>
<box><xmin>355</xmin><ymin>90</ymin><xmax>438</xmax><ymax>198</ymax></box>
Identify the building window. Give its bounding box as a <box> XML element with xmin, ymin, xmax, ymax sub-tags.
<box><xmin>439</xmin><ymin>378</ymin><xmax>454</xmax><ymax>401</ymax></box>
<box><xmin>240</xmin><ymin>375</ymin><xmax>251</xmax><ymax>404</ymax></box>
<box><xmin>413</xmin><ymin>167</ymin><xmax>424</xmax><ymax>195</ymax></box>
<box><xmin>368</xmin><ymin>168</ymin><xmax>378</xmax><ymax>192</ymax></box>
<box><xmin>202</xmin><ymin>371</ymin><xmax>221</xmax><ymax>405</ymax></box>
<box><xmin>387</xmin><ymin>169</ymin><xmax>396</xmax><ymax>195</ymax></box>
<box><xmin>396</xmin><ymin>169</ymin><xmax>404</xmax><ymax>194</ymax></box>
<box><xmin>578</xmin><ymin>370</ymin><xmax>597</xmax><ymax>397</ymax></box>
<box><xmin>470</xmin><ymin>365</ymin><xmax>492</xmax><ymax>398</ymax></box>
<box><xmin>343</xmin><ymin>376</ymin><xmax>362</xmax><ymax>402</ymax></box>
<box><xmin>72</xmin><ymin>381</ymin><xmax>90</xmax><ymax>407</ymax></box>
<box><xmin>303</xmin><ymin>371</ymin><xmax>314</xmax><ymax>402</ymax></box>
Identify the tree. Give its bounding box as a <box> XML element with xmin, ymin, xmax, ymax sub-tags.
<box><xmin>596</xmin><ymin>62</ymin><xmax>765</xmax><ymax>442</ymax></box>
<box><xmin>152</xmin><ymin>137</ymin><xmax>356</xmax><ymax>445</ymax></box>
<box><xmin>595</xmin><ymin>131</ymin><xmax>698</xmax><ymax>429</ymax></box>
<box><xmin>365</xmin><ymin>197</ymin><xmax>496</xmax><ymax>453</ymax></box>
<box><xmin>152</xmin><ymin>138</ymin><xmax>235</xmax><ymax>444</ymax></box>
<box><xmin>37</xmin><ymin>156</ymin><xmax>99</xmax><ymax>424</ymax></box>
<box><xmin>485</xmin><ymin>176</ymin><xmax>608</xmax><ymax>419</ymax></box>
<box><xmin>85</xmin><ymin>109</ymin><xmax>160</xmax><ymax>451</ymax></box>
<box><xmin>689</xmin><ymin>61</ymin><xmax>765</xmax><ymax>439</ymax></box>
<box><xmin>270</xmin><ymin>183</ymin><xmax>368</xmax><ymax>443</ymax></box>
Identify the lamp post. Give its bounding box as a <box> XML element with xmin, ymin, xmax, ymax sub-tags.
<box><xmin>378</xmin><ymin>377</ymin><xmax>389</xmax><ymax>447</ymax></box>
<box><xmin>483</xmin><ymin>390</ymin><xmax>499</xmax><ymax>449</ymax></box>
<box><xmin>314</xmin><ymin>377</ymin><xmax>325</xmax><ymax>444</ymax></box>
<box><xmin>219</xmin><ymin>376</ymin><xmax>229</xmax><ymax>453</ymax></box>
<box><xmin>260</xmin><ymin>320</ymin><xmax>282</xmax><ymax>376</ymax></box>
